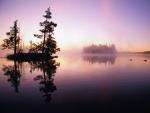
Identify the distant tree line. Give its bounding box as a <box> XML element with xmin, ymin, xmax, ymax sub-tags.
<box><xmin>83</xmin><ymin>44</ymin><xmax>117</xmax><ymax>54</ymax></box>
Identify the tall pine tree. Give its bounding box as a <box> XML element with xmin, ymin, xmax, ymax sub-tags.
<box><xmin>2</xmin><ymin>20</ymin><xmax>20</xmax><ymax>56</ymax></box>
<box><xmin>32</xmin><ymin>7</ymin><xmax>60</xmax><ymax>55</ymax></box>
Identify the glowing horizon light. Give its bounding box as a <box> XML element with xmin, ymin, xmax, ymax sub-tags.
<box><xmin>0</xmin><ymin>0</ymin><xmax>150</xmax><ymax>52</ymax></box>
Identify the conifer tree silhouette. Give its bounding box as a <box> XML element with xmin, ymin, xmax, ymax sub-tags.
<box><xmin>2</xmin><ymin>20</ymin><xmax>20</xmax><ymax>56</ymax></box>
<box><xmin>31</xmin><ymin>7</ymin><xmax>60</xmax><ymax>55</ymax></box>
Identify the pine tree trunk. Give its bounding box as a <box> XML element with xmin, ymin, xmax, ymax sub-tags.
<box><xmin>42</xmin><ymin>26</ymin><xmax>46</xmax><ymax>54</ymax></box>
<box><xmin>14</xmin><ymin>21</ymin><xmax>17</xmax><ymax>57</ymax></box>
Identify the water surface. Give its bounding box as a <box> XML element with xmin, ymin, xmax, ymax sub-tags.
<box><xmin>0</xmin><ymin>54</ymin><xmax>150</xmax><ymax>113</ymax></box>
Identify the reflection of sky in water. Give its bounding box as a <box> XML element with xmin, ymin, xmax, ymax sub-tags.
<box><xmin>0</xmin><ymin>54</ymin><xmax>150</xmax><ymax>112</ymax></box>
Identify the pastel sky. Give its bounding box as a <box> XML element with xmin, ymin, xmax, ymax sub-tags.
<box><xmin>0</xmin><ymin>0</ymin><xmax>150</xmax><ymax>52</ymax></box>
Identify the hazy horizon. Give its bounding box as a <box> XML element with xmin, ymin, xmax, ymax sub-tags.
<box><xmin>0</xmin><ymin>0</ymin><xmax>150</xmax><ymax>52</ymax></box>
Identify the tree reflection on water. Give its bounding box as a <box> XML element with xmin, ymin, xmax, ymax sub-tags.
<box><xmin>83</xmin><ymin>55</ymin><xmax>116</xmax><ymax>65</ymax></box>
<box><xmin>2</xmin><ymin>60</ymin><xmax>22</xmax><ymax>93</ymax></box>
<box><xmin>30</xmin><ymin>58</ymin><xmax>60</xmax><ymax>103</ymax></box>
<box><xmin>2</xmin><ymin>58</ymin><xmax>60</xmax><ymax>103</ymax></box>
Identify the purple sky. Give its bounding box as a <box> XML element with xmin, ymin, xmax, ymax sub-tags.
<box><xmin>0</xmin><ymin>0</ymin><xmax>150</xmax><ymax>52</ymax></box>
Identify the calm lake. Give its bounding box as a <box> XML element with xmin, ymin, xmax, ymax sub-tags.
<box><xmin>0</xmin><ymin>54</ymin><xmax>150</xmax><ymax>113</ymax></box>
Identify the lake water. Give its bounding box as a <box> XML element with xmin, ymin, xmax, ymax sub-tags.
<box><xmin>0</xmin><ymin>54</ymin><xmax>150</xmax><ymax>113</ymax></box>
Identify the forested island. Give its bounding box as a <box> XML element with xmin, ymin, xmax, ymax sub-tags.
<box><xmin>1</xmin><ymin>7</ymin><xmax>59</xmax><ymax>61</ymax></box>
<box><xmin>83</xmin><ymin>44</ymin><xmax>117</xmax><ymax>54</ymax></box>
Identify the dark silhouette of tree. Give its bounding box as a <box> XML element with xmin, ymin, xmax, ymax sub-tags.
<box><xmin>2</xmin><ymin>60</ymin><xmax>22</xmax><ymax>93</ymax></box>
<box><xmin>1</xmin><ymin>20</ymin><xmax>21</xmax><ymax>56</ymax></box>
<box><xmin>30</xmin><ymin>7</ymin><xmax>60</xmax><ymax>55</ymax></box>
<box><xmin>29</xmin><ymin>41</ymin><xmax>43</xmax><ymax>53</ymax></box>
<box><xmin>30</xmin><ymin>59</ymin><xmax>60</xmax><ymax>103</ymax></box>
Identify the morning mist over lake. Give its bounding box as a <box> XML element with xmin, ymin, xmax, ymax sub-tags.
<box><xmin>0</xmin><ymin>0</ymin><xmax>150</xmax><ymax>113</ymax></box>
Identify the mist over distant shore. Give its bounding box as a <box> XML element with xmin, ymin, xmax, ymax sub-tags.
<box><xmin>83</xmin><ymin>44</ymin><xmax>117</xmax><ymax>54</ymax></box>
